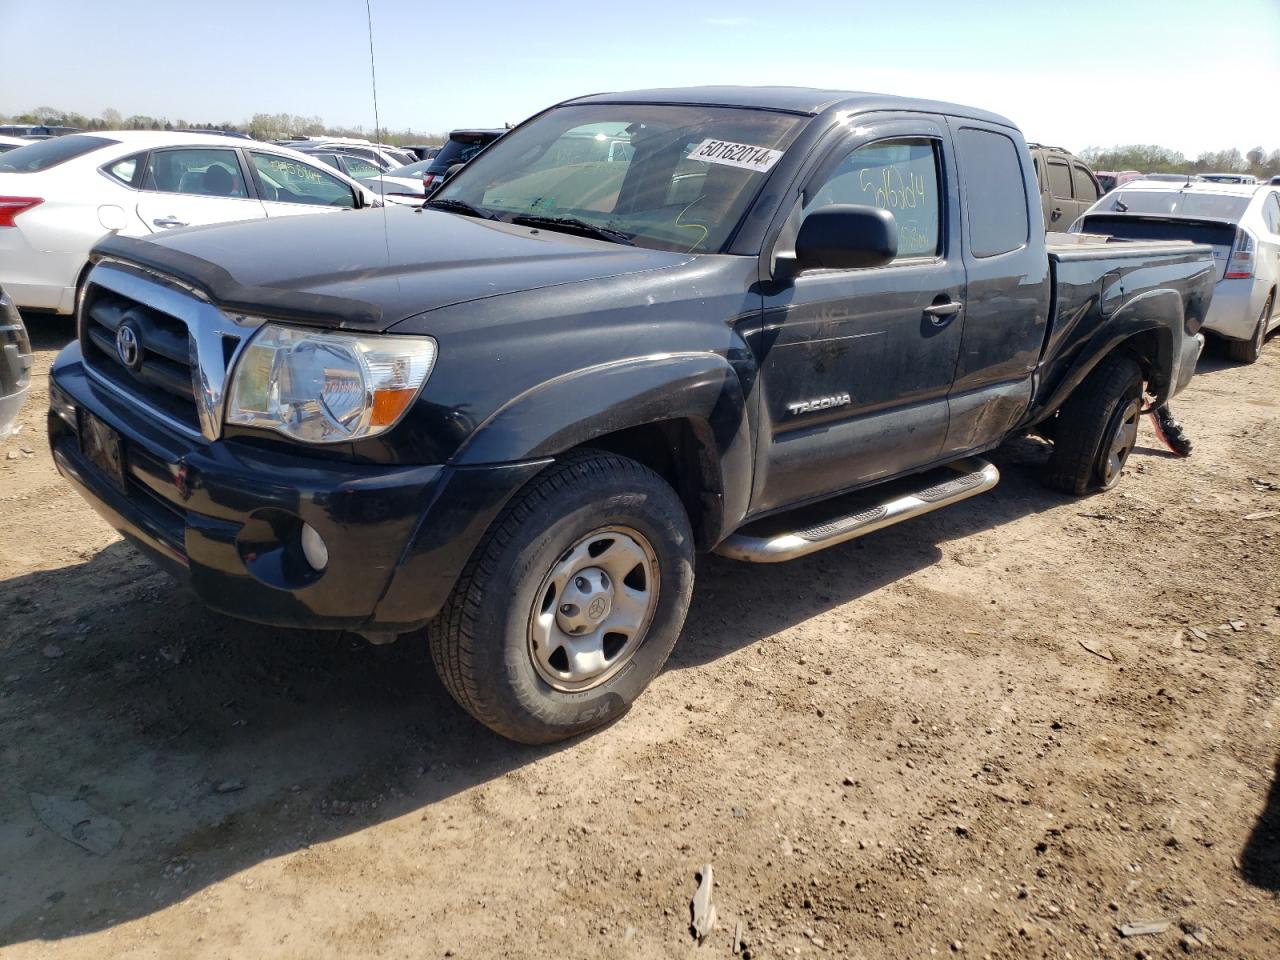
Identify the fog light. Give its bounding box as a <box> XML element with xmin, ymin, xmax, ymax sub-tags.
<box><xmin>300</xmin><ymin>522</ymin><xmax>329</xmax><ymax>571</ymax></box>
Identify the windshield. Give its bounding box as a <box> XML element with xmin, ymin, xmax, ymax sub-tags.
<box><xmin>1097</xmin><ymin>190</ymin><xmax>1250</xmax><ymax>221</ymax></box>
<box><xmin>0</xmin><ymin>134</ymin><xmax>117</xmax><ymax>173</ymax></box>
<box><xmin>433</xmin><ymin>104</ymin><xmax>806</xmax><ymax>253</ymax></box>
<box><xmin>428</xmin><ymin>134</ymin><xmax>500</xmax><ymax>173</ymax></box>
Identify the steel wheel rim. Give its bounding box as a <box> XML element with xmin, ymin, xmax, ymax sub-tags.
<box><xmin>527</xmin><ymin>526</ymin><xmax>660</xmax><ymax>693</ymax></box>
<box><xmin>1102</xmin><ymin>398</ymin><xmax>1140</xmax><ymax>487</ymax></box>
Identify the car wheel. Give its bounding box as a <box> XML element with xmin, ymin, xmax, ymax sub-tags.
<box><xmin>1043</xmin><ymin>354</ymin><xmax>1143</xmax><ymax>496</ymax></box>
<box><xmin>428</xmin><ymin>450</ymin><xmax>694</xmax><ymax>744</ymax></box>
<box><xmin>1225</xmin><ymin>295</ymin><xmax>1272</xmax><ymax>364</ymax></box>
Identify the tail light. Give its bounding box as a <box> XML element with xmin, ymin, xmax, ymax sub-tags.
<box><xmin>0</xmin><ymin>197</ymin><xmax>43</xmax><ymax>227</ymax></box>
<box><xmin>422</xmin><ymin>173</ymin><xmax>439</xmax><ymax>192</ymax></box>
<box><xmin>1225</xmin><ymin>228</ymin><xmax>1255</xmax><ymax>280</ymax></box>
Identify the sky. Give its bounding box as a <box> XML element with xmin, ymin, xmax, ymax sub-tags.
<box><xmin>1</xmin><ymin>0</ymin><xmax>1277</xmax><ymax>156</ymax></box>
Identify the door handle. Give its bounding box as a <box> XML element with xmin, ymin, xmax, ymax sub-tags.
<box><xmin>1050</xmin><ymin>207</ymin><xmax>1063</xmax><ymax>221</ymax></box>
<box><xmin>923</xmin><ymin>300</ymin><xmax>963</xmax><ymax>326</ymax></box>
<box><xmin>152</xmin><ymin>216</ymin><xmax>187</xmax><ymax>228</ymax></box>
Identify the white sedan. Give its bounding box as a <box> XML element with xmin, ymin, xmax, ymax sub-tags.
<box><xmin>1073</xmin><ymin>180</ymin><xmax>1280</xmax><ymax>363</ymax></box>
<box><xmin>0</xmin><ymin>131</ymin><xmax>380</xmax><ymax>316</ymax></box>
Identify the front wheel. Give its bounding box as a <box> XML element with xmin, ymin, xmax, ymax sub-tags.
<box><xmin>1043</xmin><ymin>354</ymin><xmax>1143</xmax><ymax>496</ymax></box>
<box><xmin>428</xmin><ymin>450</ymin><xmax>694</xmax><ymax>743</ymax></box>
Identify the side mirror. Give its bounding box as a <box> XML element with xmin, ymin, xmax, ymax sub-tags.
<box><xmin>794</xmin><ymin>204</ymin><xmax>898</xmax><ymax>272</ymax></box>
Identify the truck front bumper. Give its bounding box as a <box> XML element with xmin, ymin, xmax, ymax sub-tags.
<box><xmin>48</xmin><ymin>346</ymin><xmax>547</xmax><ymax>635</ymax></box>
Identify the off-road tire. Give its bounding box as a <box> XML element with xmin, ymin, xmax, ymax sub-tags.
<box><xmin>1043</xmin><ymin>354</ymin><xmax>1143</xmax><ymax>496</ymax></box>
<box><xmin>427</xmin><ymin>450</ymin><xmax>694</xmax><ymax>744</ymax></box>
<box><xmin>1226</xmin><ymin>295</ymin><xmax>1273</xmax><ymax>364</ymax></box>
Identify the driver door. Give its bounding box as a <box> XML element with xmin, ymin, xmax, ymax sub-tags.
<box><xmin>246</xmin><ymin>151</ymin><xmax>360</xmax><ymax>218</ymax></box>
<box><xmin>752</xmin><ymin>117</ymin><xmax>967</xmax><ymax>514</ymax></box>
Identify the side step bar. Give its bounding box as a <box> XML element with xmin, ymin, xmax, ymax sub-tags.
<box><xmin>715</xmin><ymin>457</ymin><xmax>1000</xmax><ymax>563</ymax></box>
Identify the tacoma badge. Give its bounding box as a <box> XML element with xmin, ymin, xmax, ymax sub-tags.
<box><xmin>787</xmin><ymin>393</ymin><xmax>851</xmax><ymax>416</ymax></box>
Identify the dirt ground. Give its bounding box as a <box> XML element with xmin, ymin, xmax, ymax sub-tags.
<box><xmin>1</xmin><ymin>318</ymin><xmax>1278</xmax><ymax>959</ymax></box>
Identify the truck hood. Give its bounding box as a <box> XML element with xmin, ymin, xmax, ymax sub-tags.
<box><xmin>91</xmin><ymin>207</ymin><xmax>694</xmax><ymax>332</ymax></box>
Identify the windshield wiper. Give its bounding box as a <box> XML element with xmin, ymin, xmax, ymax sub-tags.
<box><xmin>425</xmin><ymin>197</ymin><xmax>499</xmax><ymax>220</ymax></box>
<box><xmin>509</xmin><ymin>214</ymin><xmax>635</xmax><ymax>246</ymax></box>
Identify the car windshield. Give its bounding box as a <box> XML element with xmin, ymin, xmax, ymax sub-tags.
<box><xmin>428</xmin><ymin>134</ymin><xmax>500</xmax><ymax>172</ymax></box>
<box><xmin>395</xmin><ymin>158</ymin><xmax>435</xmax><ymax>177</ymax></box>
<box><xmin>0</xmin><ymin>134</ymin><xmax>117</xmax><ymax>173</ymax></box>
<box><xmin>433</xmin><ymin>105</ymin><xmax>806</xmax><ymax>253</ymax></box>
<box><xmin>1098</xmin><ymin>190</ymin><xmax>1251</xmax><ymax>221</ymax></box>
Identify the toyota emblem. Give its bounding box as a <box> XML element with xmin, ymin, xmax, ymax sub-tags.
<box><xmin>116</xmin><ymin>323</ymin><xmax>141</xmax><ymax>370</ymax></box>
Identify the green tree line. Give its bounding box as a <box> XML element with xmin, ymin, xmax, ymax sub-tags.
<box><xmin>1080</xmin><ymin>144</ymin><xmax>1280</xmax><ymax>179</ymax></box>
<box><xmin>0</xmin><ymin>106</ymin><xmax>447</xmax><ymax>147</ymax></box>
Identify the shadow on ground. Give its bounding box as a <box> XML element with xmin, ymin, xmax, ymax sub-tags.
<box><xmin>21</xmin><ymin>312</ymin><xmax>76</xmax><ymax>352</ymax></box>
<box><xmin>1241</xmin><ymin>756</ymin><xmax>1280</xmax><ymax>892</ymax></box>
<box><xmin>1</xmin><ymin>437</ymin><xmax>1080</xmax><ymax>944</ymax></box>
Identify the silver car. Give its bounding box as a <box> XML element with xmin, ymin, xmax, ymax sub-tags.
<box><xmin>1073</xmin><ymin>181</ymin><xmax>1280</xmax><ymax>363</ymax></box>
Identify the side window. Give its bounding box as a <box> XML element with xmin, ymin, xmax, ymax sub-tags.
<box><xmin>103</xmin><ymin>152</ymin><xmax>146</xmax><ymax>187</ymax></box>
<box><xmin>803</xmin><ymin>138</ymin><xmax>941</xmax><ymax>258</ymax></box>
<box><xmin>314</xmin><ymin>153</ymin><xmax>342</xmax><ymax>170</ymax></box>
<box><xmin>145</xmin><ymin>149</ymin><xmax>248</xmax><ymax>197</ymax></box>
<box><xmin>954</xmin><ymin>127</ymin><xmax>1031</xmax><ymax>258</ymax></box>
<box><xmin>249</xmin><ymin>153</ymin><xmax>356</xmax><ymax>208</ymax></box>
<box><xmin>1072</xmin><ymin>164</ymin><xmax>1099</xmax><ymax>203</ymax></box>
<box><xmin>1047</xmin><ymin>160</ymin><xmax>1073</xmax><ymax>199</ymax></box>
<box><xmin>342</xmin><ymin>155</ymin><xmax>383</xmax><ymax>179</ymax></box>
<box><xmin>1264</xmin><ymin>193</ymin><xmax>1280</xmax><ymax>234</ymax></box>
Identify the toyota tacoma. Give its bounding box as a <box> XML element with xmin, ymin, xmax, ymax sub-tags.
<box><xmin>48</xmin><ymin>87</ymin><xmax>1215</xmax><ymax>742</ymax></box>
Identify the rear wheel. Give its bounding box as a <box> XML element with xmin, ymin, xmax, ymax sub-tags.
<box><xmin>428</xmin><ymin>450</ymin><xmax>694</xmax><ymax>744</ymax></box>
<box><xmin>1043</xmin><ymin>354</ymin><xmax>1143</xmax><ymax>496</ymax></box>
<box><xmin>1225</xmin><ymin>295</ymin><xmax>1272</xmax><ymax>364</ymax></box>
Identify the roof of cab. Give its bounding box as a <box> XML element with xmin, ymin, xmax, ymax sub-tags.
<box><xmin>563</xmin><ymin>86</ymin><xmax>1017</xmax><ymax>127</ymax></box>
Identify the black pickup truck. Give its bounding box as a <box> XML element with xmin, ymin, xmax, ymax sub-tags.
<box><xmin>49</xmin><ymin>87</ymin><xmax>1214</xmax><ymax>743</ymax></box>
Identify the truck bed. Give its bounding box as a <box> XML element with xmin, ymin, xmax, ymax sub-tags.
<box><xmin>1032</xmin><ymin>233</ymin><xmax>1216</xmax><ymax>418</ymax></box>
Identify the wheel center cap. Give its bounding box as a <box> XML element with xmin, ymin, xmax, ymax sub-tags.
<box><xmin>555</xmin><ymin>566</ymin><xmax>613</xmax><ymax>634</ymax></box>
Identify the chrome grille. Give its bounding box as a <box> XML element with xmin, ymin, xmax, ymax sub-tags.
<box><xmin>78</xmin><ymin>261</ymin><xmax>259</xmax><ymax>441</ymax></box>
<box><xmin>81</xmin><ymin>289</ymin><xmax>201</xmax><ymax>431</ymax></box>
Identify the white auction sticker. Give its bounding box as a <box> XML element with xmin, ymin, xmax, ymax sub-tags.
<box><xmin>688</xmin><ymin>138</ymin><xmax>783</xmax><ymax>173</ymax></box>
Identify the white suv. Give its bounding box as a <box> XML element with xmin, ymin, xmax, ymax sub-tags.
<box><xmin>1074</xmin><ymin>181</ymin><xmax>1280</xmax><ymax>362</ymax></box>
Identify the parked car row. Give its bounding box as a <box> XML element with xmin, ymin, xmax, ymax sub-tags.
<box><xmin>0</xmin><ymin>131</ymin><xmax>381</xmax><ymax>316</ymax></box>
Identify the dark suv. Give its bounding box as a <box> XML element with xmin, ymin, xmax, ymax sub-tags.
<box><xmin>419</xmin><ymin>128</ymin><xmax>505</xmax><ymax>194</ymax></box>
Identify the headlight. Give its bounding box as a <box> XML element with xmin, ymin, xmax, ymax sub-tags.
<box><xmin>225</xmin><ymin>323</ymin><xmax>437</xmax><ymax>443</ymax></box>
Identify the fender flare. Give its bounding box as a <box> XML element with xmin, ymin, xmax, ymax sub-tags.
<box><xmin>452</xmin><ymin>352</ymin><xmax>753</xmax><ymax>541</ymax></box>
<box><xmin>1030</xmin><ymin>292</ymin><xmax>1180</xmax><ymax>425</ymax></box>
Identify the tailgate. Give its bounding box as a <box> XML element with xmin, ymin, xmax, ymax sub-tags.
<box><xmin>1077</xmin><ymin>214</ymin><xmax>1236</xmax><ymax>279</ymax></box>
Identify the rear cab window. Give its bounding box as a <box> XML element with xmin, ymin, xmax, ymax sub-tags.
<box><xmin>954</xmin><ymin>128</ymin><xmax>1030</xmax><ymax>258</ymax></box>
<box><xmin>0</xmin><ymin>134</ymin><xmax>118</xmax><ymax>173</ymax></box>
